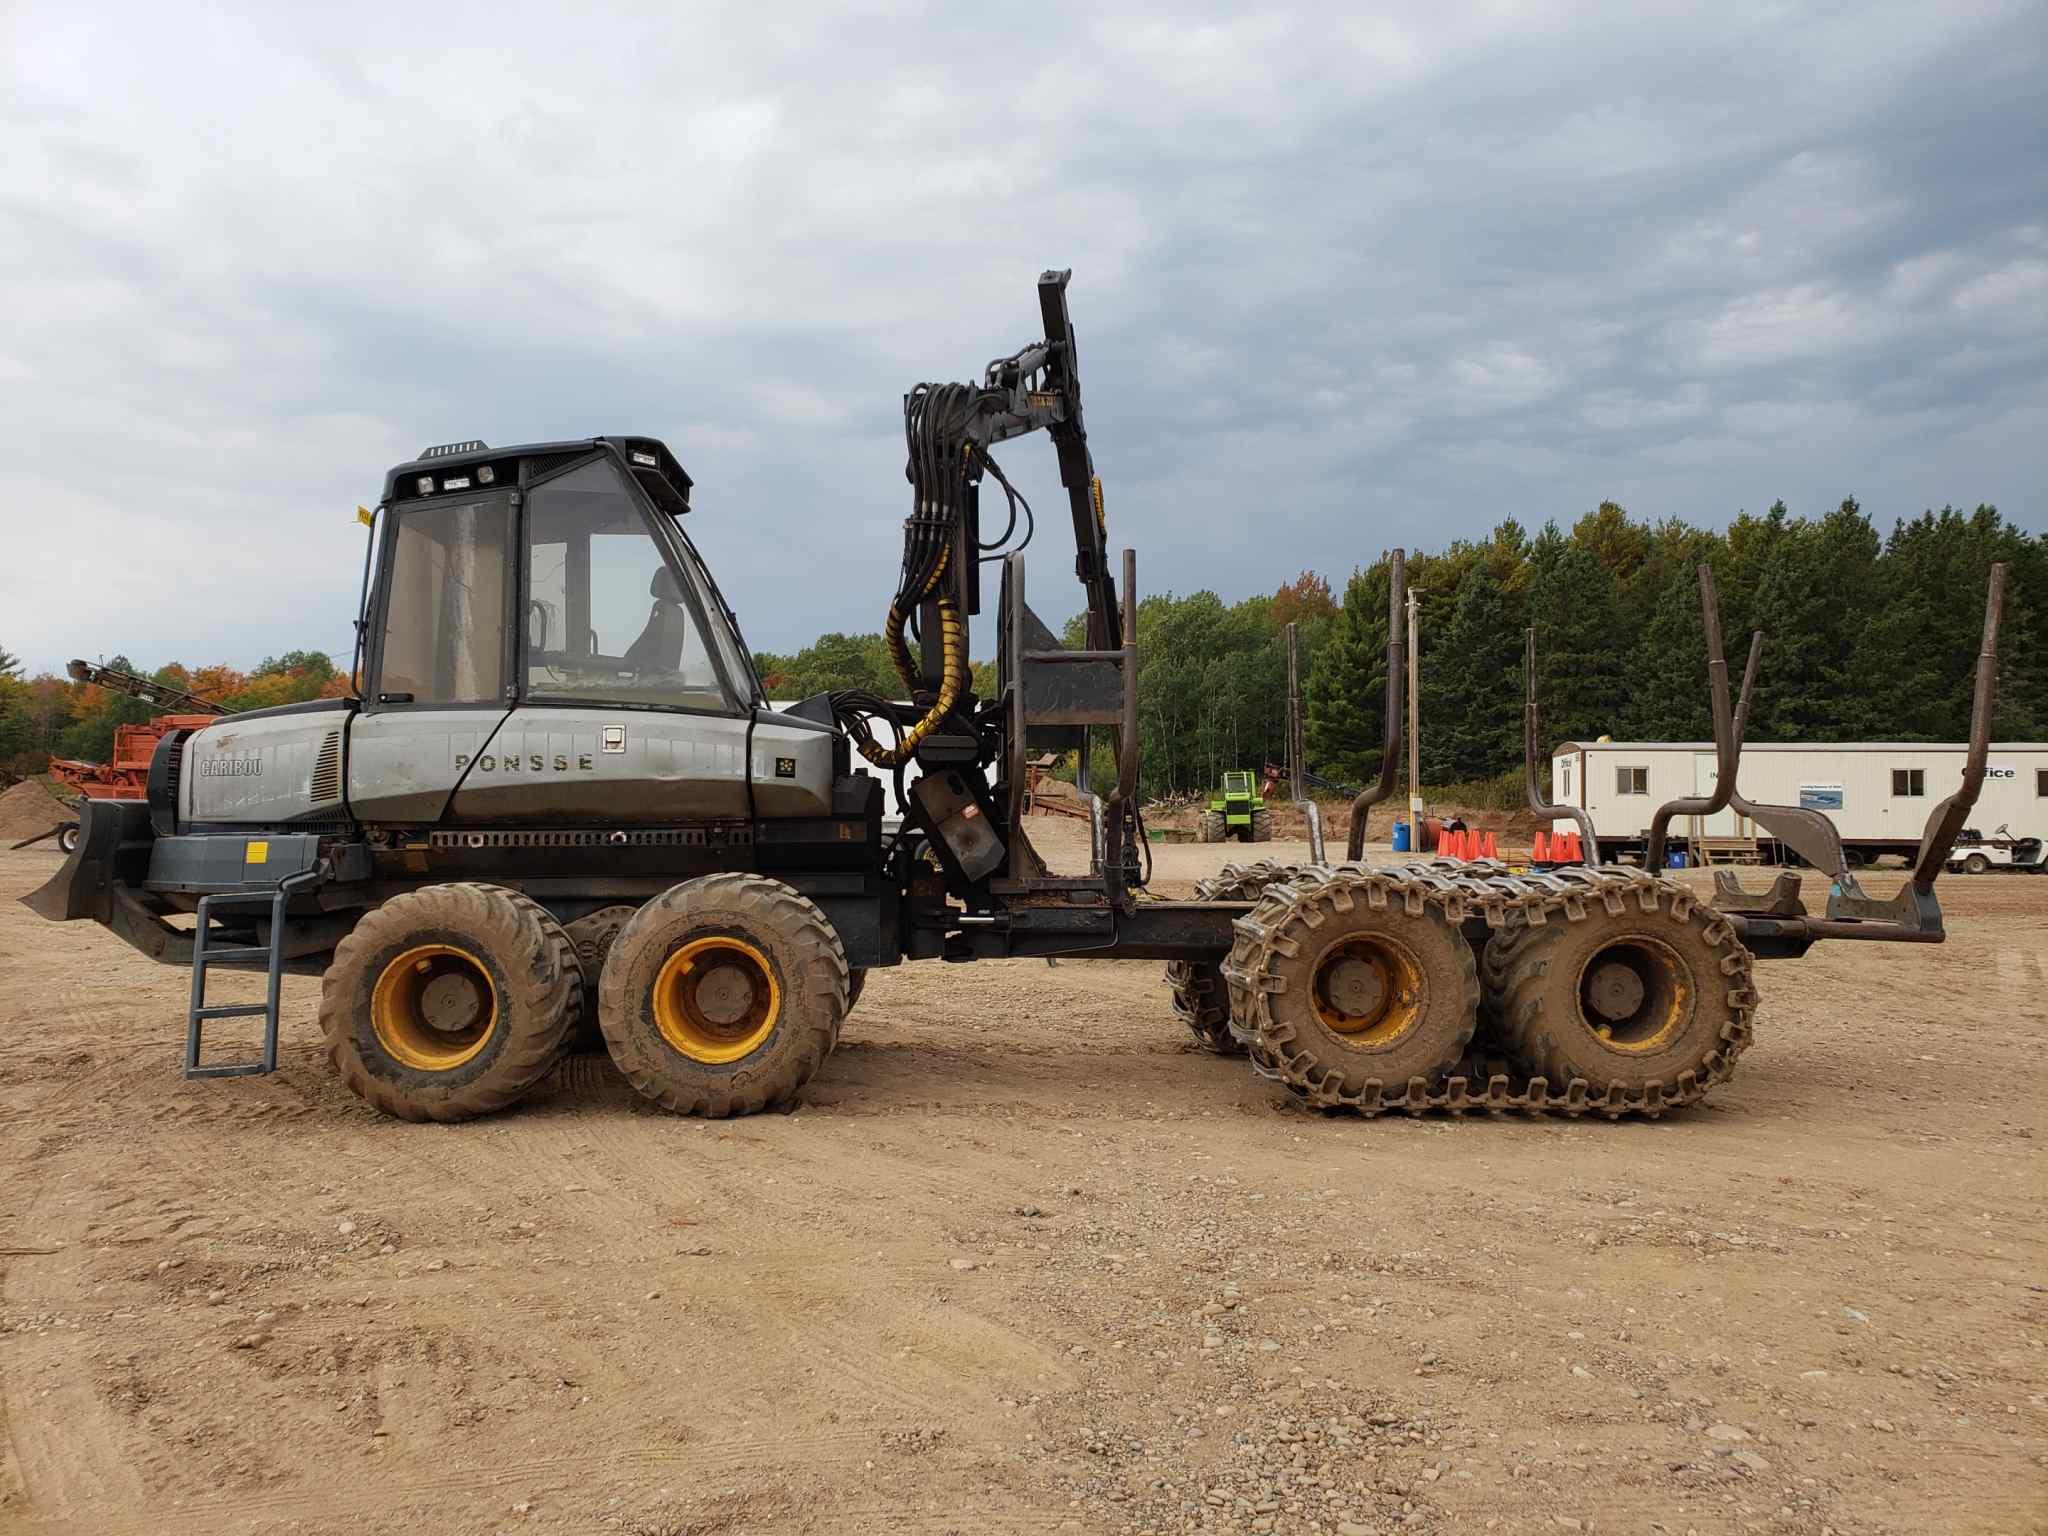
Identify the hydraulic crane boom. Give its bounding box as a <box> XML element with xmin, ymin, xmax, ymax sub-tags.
<box><xmin>66</xmin><ymin>659</ymin><xmax>226</xmax><ymax>717</ymax></box>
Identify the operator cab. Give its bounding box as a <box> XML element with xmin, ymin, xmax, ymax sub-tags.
<box><xmin>367</xmin><ymin>437</ymin><xmax>760</xmax><ymax>716</ymax></box>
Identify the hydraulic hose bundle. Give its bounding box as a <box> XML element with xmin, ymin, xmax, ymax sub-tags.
<box><xmin>834</xmin><ymin>382</ymin><xmax>990</xmax><ymax>769</ymax></box>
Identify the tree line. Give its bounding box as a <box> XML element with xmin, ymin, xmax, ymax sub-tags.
<box><xmin>1299</xmin><ymin>500</ymin><xmax>2043</xmax><ymax>792</ymax></box>
<box><xmin>5</xmin><ymin>500</ymin><xmax>2039</xmax><ymax>796</ymax></box>
<box><xmin>760</xmin><ymin>499</ymin><xmax>2045</xmax><ymax>794</ymax></box>
<box><xmin>0</xmin><ymin>651</ymin><xmax>347</xmax><ymax>779</ymax></box>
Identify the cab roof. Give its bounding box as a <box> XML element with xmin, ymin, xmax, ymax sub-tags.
<box><xmin>380</xmin><ymin>436</ymin><xmax>692</xmax><ymax>516</ymax></box>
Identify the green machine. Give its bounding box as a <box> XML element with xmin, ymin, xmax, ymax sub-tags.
<box><xmin>1198</xmin><ymin>770</ymin><xmax>1272</xmax><ymax>844</ymax></box>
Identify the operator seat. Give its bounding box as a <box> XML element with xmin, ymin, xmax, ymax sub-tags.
<box><xmin>623</xmin><ymin>568</ymin><xmax>691</xmax><ymax>671</ymax></box>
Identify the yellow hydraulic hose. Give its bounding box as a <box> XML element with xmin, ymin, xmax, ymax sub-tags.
<box><xmin>860</xmin><ymin>544</ymin><xmax>966</xmax><ymax>769</ymax></box>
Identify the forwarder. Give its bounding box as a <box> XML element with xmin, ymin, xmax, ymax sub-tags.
<box><xmin>1198</xmin><ymin>771</ymin><xmax>1273</xmax><ymax>844</ymax></box>
<box><xmin>24</xmin><ymin>273</ymin><xmax>2012</xmax><ymax>1124</ymax></box>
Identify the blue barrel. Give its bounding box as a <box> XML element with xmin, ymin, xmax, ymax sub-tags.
<box><xmin>1666</xmin><ymin>850</ymin><xmax>1689</xmax><ymax>869</ymax></box>
<box><xmin>1392</xmin><ymin>821</ymin><xmax>1411</xmax><ymax>853</ymax></box>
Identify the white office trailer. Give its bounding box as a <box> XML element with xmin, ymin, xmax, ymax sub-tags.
<box><xmin>1551</xmin><ymin>740</ymin><xmax>2048</xmax><ymax>866</ymax></box>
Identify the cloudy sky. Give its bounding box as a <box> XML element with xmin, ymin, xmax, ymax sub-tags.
<box><xmin>4</xmin><ymin>0</ymin><xmax>2043</xmax><ymax>677</ymax></box>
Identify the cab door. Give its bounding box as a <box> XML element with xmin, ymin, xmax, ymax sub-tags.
<box><xmin>447</xmin><ymin>454</ymin><xmax>754</xmax><ymax>823</ymax></box>
<box><xmin>347</xmin><ymin>492</ymin><xmax>515</xmax><ymax>822</ymax></box>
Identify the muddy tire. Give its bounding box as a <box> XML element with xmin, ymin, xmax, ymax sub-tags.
<box><xmin>1197</xmin><ymin>811</ymin><xmax>1227</xmax><ymax>844</ymax></box>
<box><xmin>1222</xmin><ymin>867</ymin><xmax>1479</xmax><ymax>1101</ymax></box>
<box><xmin>320</xmin><ymin>882</ymin><xmax>581</xmax><ymax>1123</ymax></box>
<box><xmin>562</xmin><ymin>905</ymin><xmax>641</xmax><ymax>1050</ymax></box>
<box><xmin>1166</xmin><ymin>861</ymin><xmax>1298</xmax><ymax>1055</ymax></box>
<box><xmin>1248</xmin><ymin>807</ymin><xmax>1273</xmax><ymax>843</ymax></box>
<box><xmin>597</xmin><ymin>873</ymin><xmax>847</xmax><ymax>1117</ymax></box>
<box><xmin>1483</xmin><ymin>877</ymin><xmax>1754</xmax><ymax>1097</ymax></box>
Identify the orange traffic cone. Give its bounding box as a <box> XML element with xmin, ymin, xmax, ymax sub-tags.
<box><xmin>1482</xmin><ymin>830</ymin><xmax>1498</xmax><ymax>860</ymax></box>
<box><xmin>1562</xmin><ymin>831</ymin><xmax>1582</xmax><ymax>863</ymax></box>
<box><xmin>1532</xmin><ymin>830</ymin><xmax>1550</xmax><ymax>862</ymax></box>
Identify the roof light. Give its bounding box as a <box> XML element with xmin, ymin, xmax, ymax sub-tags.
<box><xmin>442</xmin><ymin>475</ymin><xmax>472</xmax><ymax>491</ymax></box>
<box><xmin>416</xmin><ymin>475</ymin><xmax>434</xmax><ymax>496</ymax></box>
<box><xmin>419</xmin><ymin>439</ymin><xmax>488</xmax><ymax>460</ymax></box>
<box><xmin>630</xmin><ymin>450</ymin><xmax>658</xmax><ymax>467</ymax></box>
<box><xmin>475</xmin><ymin>465</ymin><xmax>495</xmax><ymax>484</ymax></box>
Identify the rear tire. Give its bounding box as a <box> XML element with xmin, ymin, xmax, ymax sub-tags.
<box><xmin>563</xmin><ymin>905</ymin><xmax>641</xmax><ymax>1049</ymax></box>
<box><xmin>56</xmin><ymin>823</ymin><xmax>80</xmax><ymax>854</ymax></box>
<box><xmin>1166</xmin><ymin>860</ymin><xmax>1297</xmax><ymax>1055</ymax></box>
<box><xmin>1249</xmin><ymin>807</ymin><xmax>1273</xmax><ymax>843</ymax></box>
<box><xmin>1484</xmin><ymin>879</ymin><xmax>1754</xmax><ymax>1097</ymax></box>
<box><xmin>1963</xmin><ymin>853</ymin><xmax>1990</xmax><ymax>874</ymax></box>
<box><xmin>1222</xmin><ymin>868</ymin><xmax>1480</xmax><ymax>1100</ymax></box>
<box><xmin>1197</xmin><ymin>811</ymin><xmax>1227</xmax><ymax>844</ymax></box>
<box><xmin>320</xmin><ymin>883</ymin><xmax>581</xmax><ymax>1122</ymax></box>
<box><xmin>598</xmin><ymin>873</ymin><xmax>847</xmax><ymax>1117</ymax></box>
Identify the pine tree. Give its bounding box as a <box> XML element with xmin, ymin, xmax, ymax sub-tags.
<box><xmin>1304</xmin><ymin>561</ymin><xmax>1390</xmax><ymax>786</ymax></box>
<box><xmin>1857</xmin><ymin>505</ymin><xmax>2048</xmax><ymax>740</ymax></box>
<box><xmin>1621</xmin><ymin>565</ymin><xmax>1714</xmax><ymax>740</ymax></box>
<box><xmin>1426</xmin><ymin>563</ymin><xmax>1525</xmax><ymax>779</ymax></box>
<box><xmin>1527</xmin><ymin>541</ymin><xmax>1628</xmax><ymax>744</ymax></box>
<box><xmin>1748</xmin><ymin>500</ymin><xmax>1880</xmax><ymax>740</ymax></box>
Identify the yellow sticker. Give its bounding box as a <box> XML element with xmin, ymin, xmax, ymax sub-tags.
<box><xmin>245</xmin><ymin>840</ymin><xmax>269</xmax><ymax>865</ymax></box>
<box><xmin>356</xmin><ymin>506</ymin><xmax>375</xmax><ymax>526</ymax></box>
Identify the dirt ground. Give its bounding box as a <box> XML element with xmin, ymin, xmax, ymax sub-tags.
<box><xmin>1</xmin><ymin>827</ymin><xmax>2044</xmax><ymax>1536</ymax></box>
<box><xmin>0</xmin><ymin>781</ymin><xmax>72</xmax><ymax>845</ymax></box>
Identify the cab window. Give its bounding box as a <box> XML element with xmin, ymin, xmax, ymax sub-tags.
<box><xmin>524</xmin><ymin>459</ymin><xmax>729</xmax><ymax>711</ymax></box>
<box><xmin>376</xmin><ymin>495</ymin><xmax>512</xmax><ymax>704</ymax></box>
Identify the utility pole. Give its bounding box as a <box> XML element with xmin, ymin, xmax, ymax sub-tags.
<box><xmin>1285</xmin><ymin>622</ymin><xmax>1304</xmax><ymax>803</ymax></box>
<box><xmin>1406</xmin><ymin>587</ymin><xmax>1423</xmax><ymax>838</ymax></box>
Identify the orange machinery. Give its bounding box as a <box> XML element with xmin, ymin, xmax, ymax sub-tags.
<box><xmin>46</xmin><ymin>659</ymin><xmax>226</xmax><ymax>801</ymax></box>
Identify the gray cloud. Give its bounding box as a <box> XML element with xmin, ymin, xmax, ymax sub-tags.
<box><xmin>3</xmin><ymin>0</ymin><xmax>2043</xmax><ymax>676</ymax></box>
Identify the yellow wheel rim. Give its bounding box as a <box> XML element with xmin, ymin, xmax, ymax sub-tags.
<box><xmin>371</xmin><ymin>943</ymin><xmax>499</xmax><ymax>1071</ymax></box>
<box><xmin>1310</xmin><ymin>934</ymin><xmax>1424</xmax><ymax>1049</ymax></box>
<box><xmin>651</xmin><ymin>935</ymin><xmax>780</xmax><ymax>1064</ymax></box>
<box><xmin>1574</xmin><ymin>937</ymin><xmax>1690</xmax><ymax>1054</ymax></box>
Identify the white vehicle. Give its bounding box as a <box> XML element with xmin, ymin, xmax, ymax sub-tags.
<box><xmin>1947</xmin><ymin>823</ymin><xmax>2045</xmax><ymax>874</ymax></box>
<box><xmin>1550</xmin><ymin>740</ymin><xmax>2048</xmax><ymax>866</ymax></box>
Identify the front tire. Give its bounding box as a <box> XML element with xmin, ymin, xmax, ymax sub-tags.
<box><xmin>320</xmin><ymin>883</ymin><xmax>581</xmax><ymax>1122</ymax></box>
<box><xmin>598</xmin><ymin>873</ymin><xmax>847</xmax><ymax>1117</ymax></box>
<box><xmin>56</xmin><ymin>823</ymin><xmax>80</xmax><ymax>854</ymax></box>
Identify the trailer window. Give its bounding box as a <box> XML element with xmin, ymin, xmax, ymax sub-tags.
<box><xmin>1892</xmin><ymin>768</ymin><xmax>1925</xmax><ymax>797</ymax></box>
<box><xmin>2038</xmin><ymin>768</ymin><xmax>2047</xmax><ymax>797</ymax></box>
<box><xmin>1616</xmin><ymin>766</ymin><xmax>1648</xmax><ymax>796</ymax></box>
<box><xmin>376</xmin><ymin>496</ymin><xmax>512</xmax><ymax>704</ymax></box>
<box><xmin>523</xmin><ymin>459</ymin><xmax>728</xmax><ymax>711</ymax></box>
